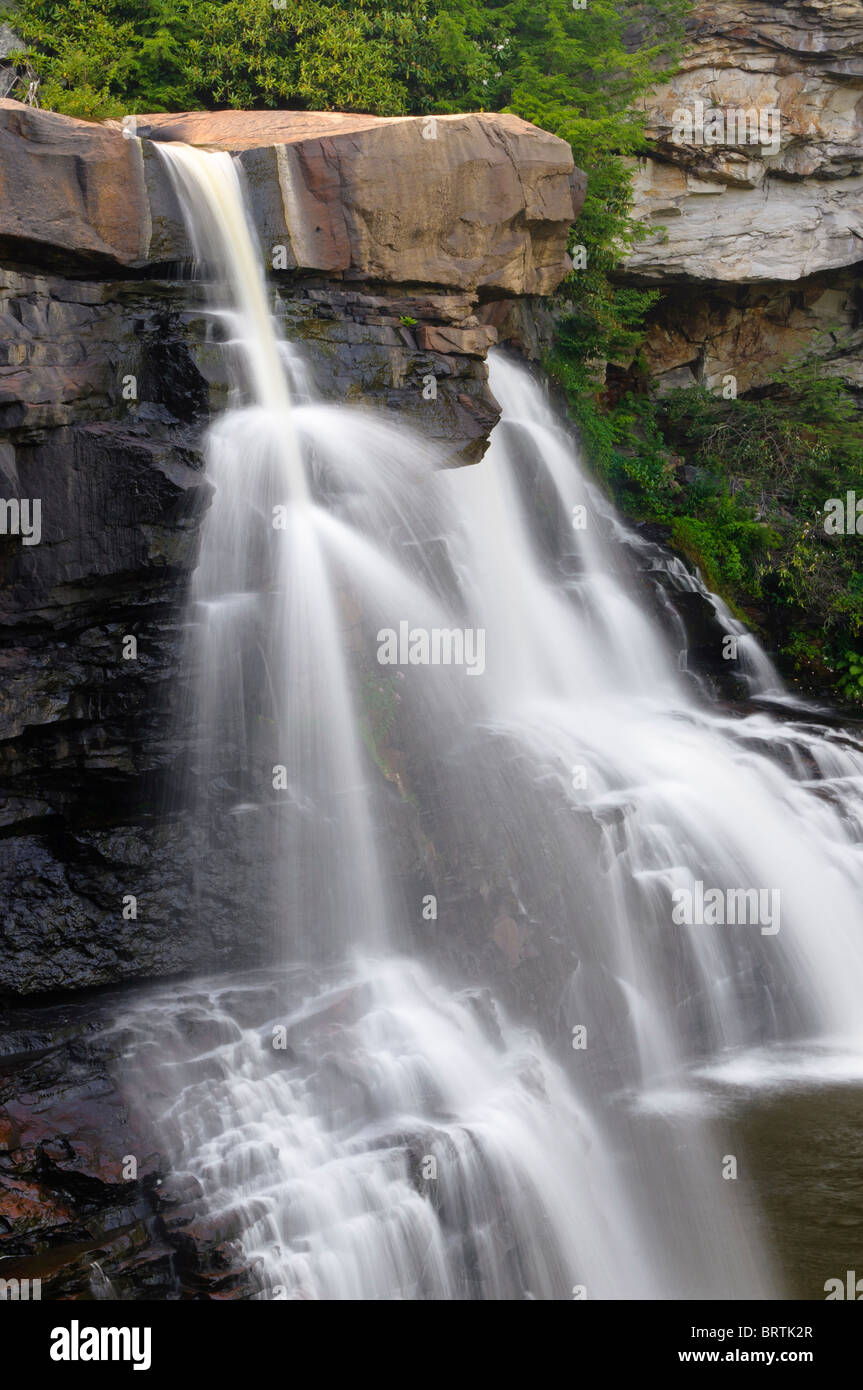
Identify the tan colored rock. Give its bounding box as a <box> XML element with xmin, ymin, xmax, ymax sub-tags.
<box><xmin>415</xmin><ymin>323</ymin><xmax>498</xmax><ymax>356</ymax></box>
<box><xmin>137</xmin><ymin>109</ymin><xmax>584</xmax><ymax>294</ymax></box>
<box><xmin>626</xmin><ymin>1</ymin><xmax>863</xmax><ymax>283</ymax></box>
<box><xmin>0</xmin><ymin>100</ymin><xmax>583</xmax><ymax>299</ymax></box>
<box><xmin>622</xmin><ymin>1</ymin><xmax>863</xmax><ymax>391</ymax></box>
<box><xmin>0</xmin><ymin>99</ymin><xmax>148</xmax><ymax>268</ymax></box>
<box><xmin>628</xmin><ymin>160</ymin><xmax>863</xmax><ymax>282</ymax></box>
<box><xmin>136</xmin><ymin>109</ymin><xmax>400</xmax><ymax>148</ymax></box>
<box><xmin>642</xmin><ymin>271</ymin><xmax>862</xmax><ymax>394</ymax></box>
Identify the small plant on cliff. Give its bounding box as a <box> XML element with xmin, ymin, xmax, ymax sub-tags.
<box><xmin>834</xmin><ymin>651</ymin><xmax>863</xmax><ymax>704</ymax></box>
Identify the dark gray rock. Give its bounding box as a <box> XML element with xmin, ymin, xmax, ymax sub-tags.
<box><xmin>0</xmin><ymin>986</ymin><xmax>249</xmax><ymax>1298</ymax></box>
<box><xmin>0</xmin><ymin>259</ymin><xmax>539</xmax><ymax>1000</ymax></box>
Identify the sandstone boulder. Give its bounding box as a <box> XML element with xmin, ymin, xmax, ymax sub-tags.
<box><xmin>0</xmin><ymin>100</ymin><xmax>583</xmax><ymax>296</ymax></box>
<box><xmin>140</xmin><ymin>109</ymin><xmax>585</xmax><ymax>295</ymax></box>
<box><xmin>0</xmin><ymin>100</ymin><xmax>149</xmax><ymax>269</ymax></box>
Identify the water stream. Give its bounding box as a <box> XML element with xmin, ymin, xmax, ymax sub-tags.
<box><xmin>120</xmin><ymin>142</ymin><xmax>863</xmax><ymax>1300</ymax></box>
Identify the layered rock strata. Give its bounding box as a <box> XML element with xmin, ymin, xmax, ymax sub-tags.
<box><xmin>623</xmin><ymin>0</ymin><xmax>863</xmax><ymax>393</ymax></box>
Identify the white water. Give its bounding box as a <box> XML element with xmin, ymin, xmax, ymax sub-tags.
<box><xmin>132</xmin><ymin>142</ymin><xmax>863</xmax><ymax>1300</ymax></box>
<box><xmin>159</xmin><ymin>143</ymin><xmax>387</xmax><ymax>951</ymax></box>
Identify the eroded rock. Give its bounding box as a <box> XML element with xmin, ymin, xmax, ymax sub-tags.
<box><xmin>0</xmin><ymin>100</ymin><xmax>582</xmax><ymax>295</ymax></box>
<box><xmin>623</xmin><ymin>0</ymin><xmax>863</xmax><ymax>391</ymax></box>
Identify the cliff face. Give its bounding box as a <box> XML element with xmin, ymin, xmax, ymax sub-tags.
<box><xmin>624</xmin><ymin>0</ymin><xmax>863</xmax><ymax>394</ymax></box>
<box><xmin>0</xmin><ymin>100</ymin><xmax>582</xmax><ymax>997</ymax></box>
<box><xmin>0</xmin><ymin>103</ymin><xmax>580</xmax><ymax>1299</ymax></box>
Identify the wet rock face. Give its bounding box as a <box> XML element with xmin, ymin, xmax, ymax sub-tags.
<box><xmin>0</xmin><ymin>988</ymin><xmax>249</xmax><ymax>1297</ymax></box>
<box><xmin>623</xmin><ymin>0</ymin><xmax>863</xmax><ymax>392</ymax></box>
<box><xmin>0</xmin><ymin>265</ymin><xmax>219</xmax><ymax>995</ymax></box>
<box><xmin>0</xmin><ymin>266</ymin><xmax>495</xmax><ymax>997</ymax></box>
<box><xmin>0</xmin><ymin>98</ymin><xmax>581</xmax><ymax>1293</ymax></box>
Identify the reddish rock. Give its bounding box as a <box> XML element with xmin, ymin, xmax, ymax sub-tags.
<box><xmin>0</xmin><ymin>1176</ymin><xmax>74</xmax><ymax>1227</ymax></box>
<box><xmin>139</xmin><ymin>109</ymin><xmax>584</xmax><ymax>294</ymax></box>
<box><xmin>0</xmin><ymin>993</ymin><xmax>238</xmax><ymax>1299</ymax></box>
<box><xmin>0</xmin><ymin>99</ymin><xmax>147</xmax><ymax>268</ymax></box>
<box><xmin>0</xmin><ymin>99</ymin><xmax>583</xmax><ymax>298</ymax></box>
<box><xmin>416</xmin><ymin>323</ymin><xmax>498</xmax><ymax>356</ymax></box>
<box><xmin>0</xmin><ymin>1086</ymin><xmax>162</xmax><ymax>1189</ymax></box>
<box><xmin>135</xmin><ymin>109</ymin><xmax>392</xmax><ymax>148</ymax></box>
<box><xmin>0</xmin><ymin>1110</ymin><xmax>20</xmax><ymax>1149</ymax></box>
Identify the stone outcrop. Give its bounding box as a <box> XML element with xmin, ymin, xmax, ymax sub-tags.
<box><xmin>1</xmin><ymin>101</ymin><xmax>583</xmax><ymax>294</ymax></box>
<box><xmin>623</xmin><ymin>1</ymin><xmax>863</xmax><ymax>393</ymax></box>
<box><xmin>0</xmin><ymin>985</ymin><xmax>251</xmax><ymax>1297</ymax></box>
<box><xmin>0</xmin><ymin>102</ymin><xmax>152</xmax><ymax>269</ymax></box>
<box><xmin>0</xmin><ymin>98</ymin><xmax>582</xmax><ymax>1000</ymax></box>
<box><xmin>0</xmin><ymin>98</ymin><xmax>582</xmax><ymax>463</ymax></box>
<box><xmin>136</xmin><ymin>109</ymin><xmax>584</xmax><ymax>296</ymax></box>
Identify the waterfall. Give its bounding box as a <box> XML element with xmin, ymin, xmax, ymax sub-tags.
<box><xmin>131</xmin><ymin>141</ymin><xmax>863</xmax><ymax>1300</ymax></box>
<box><xmin>158</xmin><ymin>143</ymin><xmax>388</xmax><ymax>952</ymax></box>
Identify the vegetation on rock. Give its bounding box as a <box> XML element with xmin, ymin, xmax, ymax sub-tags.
<box><xmin>548</xmin><ymin>345</ymin><xmax>863</xmax><ymax>699</ymax></box>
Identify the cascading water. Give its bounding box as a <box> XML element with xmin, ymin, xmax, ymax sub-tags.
<box><xmin>158</xmin><ymin>143</ymin><xmax>388</xmax><ymax>952</ymax></box>
<box><xmin>123</xmin><ymin>141</ymin><xmax>863</xmax><ymax>1300</ymax></box>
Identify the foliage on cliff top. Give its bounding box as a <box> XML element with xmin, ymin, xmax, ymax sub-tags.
<box><xmin>9</xmin><ymin>0</ymin><xmax>689</xmax><ymax>119</ymax></box>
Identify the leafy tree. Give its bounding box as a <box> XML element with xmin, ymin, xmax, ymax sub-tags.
<box><xmin>8</xmin><ymin>0</ymin><xmax>486</xmax><ymax>116</ymax></box>
<box><xmin>456</xmin><ymin>0</ymin><xmax>691</xmax><ymax>373</ymax></box>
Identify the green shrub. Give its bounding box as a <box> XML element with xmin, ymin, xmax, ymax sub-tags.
<box><xmin>834</xmin><ymin>651</ymin><xmax>863</xmax><ymax>704</ymax></box>
<box><xmin>551</xmin><ymin>356</ymin><xmax>863</xmax><ymax>700</ymax></box>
